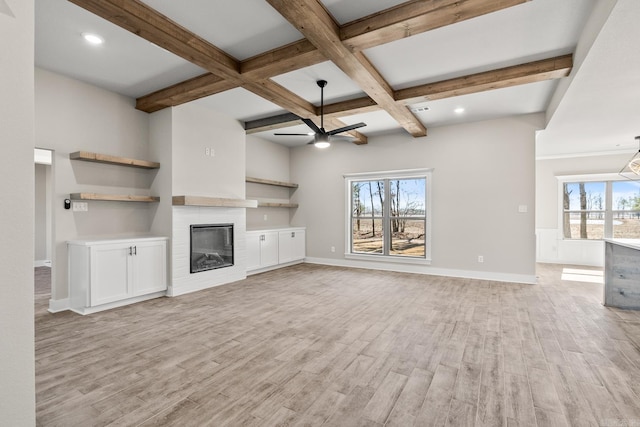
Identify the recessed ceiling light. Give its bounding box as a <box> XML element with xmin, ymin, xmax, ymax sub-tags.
<box><xmin>82</xmin><ymin>33</ymin><xmax>104</xmax><ymax>45</ymax></box>
<box><xmin>454</xmin><ymin>107</ymin><xmax>465</xmax><ymax>114</ymax></box>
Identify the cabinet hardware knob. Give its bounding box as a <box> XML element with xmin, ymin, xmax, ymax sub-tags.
<box><xmin>134</xmin><ymin>246</ymin><xmax>137</xmax><ymax>255</ymax></box>
<box><xmin>129</xmin><ymin>246</ymin><xmax>132</xmax><ymax>256</ymax></box>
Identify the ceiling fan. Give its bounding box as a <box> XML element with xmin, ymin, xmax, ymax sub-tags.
<box><xmin>275</xmin><ymin>80</ymin><xmax>366</xmax><ymax>148</ymax></box>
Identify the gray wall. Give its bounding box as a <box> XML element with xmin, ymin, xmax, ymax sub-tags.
<box><xmin>245</xmin><ymin>135</ymin><xmax>292</xmax><ymax>229</ymax></box>
<box><xmin>0</xmin><ymin>0</ymin><xmax>36</xmax><ymax>423</ymax></box>
<box><xmin>34</xmin><ymin>163</ymin><xmax>50</xmax><ymax>262</ymax></box>
<box><xmin>35</xmin><ymin>68</ymin><xmax>154</xmax><ymax>304</ymax></box>
<box><xmin>290</xmin><ymin>114</ymin><xmax>542</xmax><ymax>280</ymax></box>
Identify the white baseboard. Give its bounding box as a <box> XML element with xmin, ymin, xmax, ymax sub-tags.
<box><xmin>48</xmin><ymin>298</ymin><xmax>69</xmax><ymax>313</ymax></box>
<box><xmin>247</xmin><ymin>260</ymin><xmax>304</xmax><ymax>276</ymax></box>
<box><xmin>70</xmin><ymin>292</ymin><xmax>166</xmax><ymax>315</ymax></box>
<box><xmin>168</xmin><ymin>275</ymin><xmax>247</xmax><ymax>297</ymax></box>
<box><xmin>304</xmin><ymin>257</ymin><xmax>537</xmax><ymax>285</ymax></box>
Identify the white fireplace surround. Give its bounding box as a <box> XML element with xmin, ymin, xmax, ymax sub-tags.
<box><xmin>170</xmin><ymin>206</ymin><xmax>247</xmax><ymax>296</ymax></box>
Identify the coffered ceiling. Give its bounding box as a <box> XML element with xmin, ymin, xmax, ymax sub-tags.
<box><xmin>35</xmin><ymin>0</ymin><xmax>640</xmax><ymax>156</ymax></box>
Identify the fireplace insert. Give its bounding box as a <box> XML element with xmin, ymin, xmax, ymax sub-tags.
<box><xmin>190</xmin><ymin>223</ymin><xmax>234</xmax><ymax>273</ymax></box>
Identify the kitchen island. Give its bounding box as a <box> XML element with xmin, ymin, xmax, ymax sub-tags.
<box><xmin>604</xmin><ymin>238</ymin><xmax>640</xmax><ymax>309</ymax></box>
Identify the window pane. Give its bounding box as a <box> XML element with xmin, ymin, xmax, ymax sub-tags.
<box><xmin>563</xmin><ymin>212</ymin><xmax>604</xmax><ymax>239</ymax></box>
<box><xmin>352</xmin><ymin>181</ymin><xmax>384</xmax><ymax>216</ymax></box>
<box><xmin>389</xmin><ymin>178</ymin><xmax>426</xmax><ymax>217</ymax></box>
<box><xmin>612</xmin><ymin>181</ymin><xmax>640</xmax><ymax>211</ymax></box>
<box><xmin>613</xmin><ymin>212</ymin><xmax>640</xmax><ymax>238</ymax></box>
<box><xmin>563</xmin><ymin>182</ymin><xmax>605</xmax><ymax>211</ymax></box>
<box><xmin>390</xmin><ymin>219</ymin><xmax>425</xmax><ymax>257</ymax></box>
<box><xmin>352</xmin><ymin>218</ymin><xmax>383</xmax><ymax>254</ymax></box>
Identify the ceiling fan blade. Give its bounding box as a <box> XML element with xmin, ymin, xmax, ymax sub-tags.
<box><xmin>301</xmin><ymin>118</ymin><xmax>321</xmax><ymax>134</ymax></box>
<box><xmin>327</xmin><ymin>122</ymin><xmax>366</xmax><ymax>135</ymax></box>
<box><xmin>274</xmin><ymin>133</ymin><xmax>313</xmax><ymax>136</ymax></box>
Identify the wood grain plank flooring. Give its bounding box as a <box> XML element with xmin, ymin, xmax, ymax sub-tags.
<box><xmin>34</xmin><ymin>264</ymin><xmax>640</xmax><ymax>426</ymax></box>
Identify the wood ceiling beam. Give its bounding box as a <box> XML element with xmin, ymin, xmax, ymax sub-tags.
<box><xmin>342</xmin><ymin>0</ymin><xmax>530</xmax><ymax>51</ymax></box>
<box><xmin>136</xmin><ymin>73</ymin><xmax>237</xmax><ymax>113</ymax></box>
<box><xmin>246</xmin><ymin>54</ymin><xmax>573</xmax><ymax>134</ymax></box>
<box><xmin>69</xmin><ymin>0</ymin><xmax>317</xmax><ymax>118</ymax></box>
<box><xmin>245</xmin><ymin>113</ymin><xmax>302</xmax><ymax>134</ymax></box>
<box><xmin>240</xmin><ymin>39</ymin><xmax>326</xmax><ymax>80</ymax></box>
<box><xmin>395</xmin><ymin>54</ymin><xmax>573</xmax><ymax>103</ymax></box>
<box><xmin>132</xmin><ymin>0</ymin><xmax>527</xmax><ymax>114</ymax></box>
<box><xmin>267</xmin><ymin>0</ymin><xmax>427</xmax><ymax>137</ymax></box>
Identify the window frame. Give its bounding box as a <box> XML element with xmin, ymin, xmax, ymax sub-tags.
<box><xmin>557</xmin><ymin>173</ymin><xmax>640</xmax><ymax>240</ymax></box>
<box><xmin>345</xmin><ymin>168</ymin><xmax>432</xmax><ymax>264</ymax></box>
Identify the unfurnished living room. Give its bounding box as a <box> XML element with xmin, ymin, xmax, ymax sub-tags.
<box><xmin>3</xmin><ymin>0</ymin><xmax>640</xmax><ymax>425</ymax></box>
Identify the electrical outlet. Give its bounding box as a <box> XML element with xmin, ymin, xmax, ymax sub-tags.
<box><xmin>210</xmin><ymin>148</ymin><xmax>215</xmax><ymax>157</ymax></box>
<box><xmin>205</xmin><ymin>147</ymin><xmax>210</xmax><ymax>156</ymax></box>
<box><xmin>263</xmin><ymin>214</ymin><xmax>268</xmax><ymax>221</ymax></box>
<box><xmin>331</xmin><ymin>246</ymin><xmax>336</xmax><ymax>253</ymax></box>
<box><xmin>478</xmin><ymin>255</ymin><xmax>484</xmax><ymax>263</ymax></box>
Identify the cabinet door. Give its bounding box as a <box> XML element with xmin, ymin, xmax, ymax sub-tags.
<box><xmin>291</xmin><ymin>230</ymin><xmax>306</xmax><ymax>261</ymax></box>
<box><xmin>261</xmin><ymin>232</ymin><xmax>279</xmax><ymax>267</ymax></box>
<box><xmin>278</xmin><ymin>231</ymin><xmax>293</xmax><ymax>263</ymax></box>
<box><xmin>246</xmin><ymin>232</ymin><xmax>262</xmax><ymax>271</ymax></box>
<box><xmin>132</xmin><ymin>240</ymin><xmax>167</xmax><ymax>296</ymax></box>
<box><xmin>279</xmin><ymin>230</ymin><xmax>305</xmax><ymax>263</ymax></box>
<box><xmin>90</xmin><ymin>243</ymin><xmax>131</xmax><ymax>306</ymax></box>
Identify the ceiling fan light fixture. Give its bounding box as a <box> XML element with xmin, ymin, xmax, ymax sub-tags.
<box><xmin>314</xmin><ymin>141</ymin><xmax>330</xmax><ymax>149</ymax></box>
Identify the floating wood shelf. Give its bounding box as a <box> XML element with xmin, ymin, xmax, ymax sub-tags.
<box><xmin>246</xmin><ymin>176</ymin><xmax>298</xmax><ymax>188</ymax></box>
<box><xmin>257</xmin><ymin>202</ymin><xmax>299</xmax><ymax>208</ymax></box>
<box><xmin>172</xmin><ymin>196</ymin><xmax>258</xmax><ymax>208</ymax></box>
<box><xmin>70</xmin><ymin>193</ymin><xmax>160</xmax><ymax>203</ymax></box>
<box><xmin>70</xmin><ymin>151</ymin><xmax>160</xmax><ymax>169</ymax></box>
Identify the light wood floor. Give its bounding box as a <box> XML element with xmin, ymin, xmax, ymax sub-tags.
<box><xmin>35</xmin><ymin>264</ymin><xmax>640</xmax><ymax>426</ymax></box>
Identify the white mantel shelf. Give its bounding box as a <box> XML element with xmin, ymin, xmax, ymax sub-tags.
<box><xmin>172</xmin><ymin>195</ymin><xmax>258</xmax><ymax>208</ymax></box>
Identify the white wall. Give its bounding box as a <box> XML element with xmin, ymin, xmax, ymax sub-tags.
<box><xmin>291</xmin><ymin>114</ymin><xmax>542</xmax><ymax>283</ymax></box>
<box><xmin>245</xmin><ymin>135</ymin><xmax>292</xmax><ymax>229</ymax></box>
<box><xmin>35</xmin><ymin>68</ymin><xmax>155</xmax><ymax>306</ymax></box>
<box><xmin>149</xmin><ymin>103</ymin><xmax>249</xmax><ymax>296</ymax></box>
<box><xmin>536</xmin><ymin>152</ymin><xmax>631</xmax><ymax>266</ymax></box>
<box><xmin>0</xmin><ymin>0</ymin><xmax>36</xmax><ymax>423</ymax></box>
<box><xmin>171</xmin><ymin>103</ymin><xmax>246</xmax><ymax>199</ymax></box>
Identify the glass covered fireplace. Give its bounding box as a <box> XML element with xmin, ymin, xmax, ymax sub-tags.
<box><xmin>190</xmin><ymin>223</ymin><xmax>234</xmax><ymax>273</ymax></box>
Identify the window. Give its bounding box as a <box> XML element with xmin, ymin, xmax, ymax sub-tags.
<box><xmin>560</xmin><ymin>176</ymin><xmax>640</xmax><ymax>240</ymax></box>
<box><xmin>346</xmin><ymin>169</ymin><xmax>431</xmax><ymax>262</ymax></box>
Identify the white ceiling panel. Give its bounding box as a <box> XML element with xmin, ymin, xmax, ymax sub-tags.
<box><xmin>192</xmin><ymin>87</ymin><xmax>286</xmax><ymax>122</ymax></box>
<box><xmin>365</xmin><ymin>0</ymin><xmax>596</xmax><ymax>89</ymax></box>
<box><xmin>270</xmin><ymin>61</ymin><xmax>366</xmax><ymax>105</ymax></box>
<box><xmin>35</xmin><ymin>0</ymin><xmax>206</xmax><ymax>98</ymax></box>
<box><xmin>141</xmin><ymin>0</ymin><xmax>304</xmax><ymax>60</ymax></box>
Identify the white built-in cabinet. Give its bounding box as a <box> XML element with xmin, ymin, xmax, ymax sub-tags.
<box><xmin>246</xmin><ymin>227</ymin><xmax>305</xmax><ymax>274</ymax></box>
<box><xmin>278</xmin><ymin>229</ymin><xmax>306</xmax><ymax>264</ymax></box>
<box><xmin>68</xmin><ymin>236</ymin><xmax>168</xmax><ymax>314</ymax></box>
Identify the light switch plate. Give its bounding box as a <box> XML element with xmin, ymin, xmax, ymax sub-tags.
<box><xmin>518</xmin><ymin>204</ymin><xmax>528</xmax><ymax>213</ymax></box>
<box><xmin>72</xmin><ymin>202</ymin><xmax>88</xmax><ymax>212</ymax></box>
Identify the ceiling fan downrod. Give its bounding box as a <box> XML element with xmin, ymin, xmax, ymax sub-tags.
<box><xmin>317</xmin><ymin>79</ymin><xmax>327</xmax><ymax>131</ymax></box>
